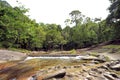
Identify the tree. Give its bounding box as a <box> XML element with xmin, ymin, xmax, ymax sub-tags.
<box><xmin>107</xmin><ymin>0</ymin><xmax>120</xmax><ymax>39</ymax></box>
<box><xmin>69</xmin><ymin>10</ymin><xmax>83</xmax><ymax>26</ymax></box>
<box><xmin>0</xmin><ymin>1</ymin><xmax>17</xmax><ymax>48</ymax></box>
<box><xmin>0</xmin><ymin>0</ymin><xmax>46</xmax><ymax>49</ymax></box>
<box><xmin>107</xmin><ymin>0</ymin><xmax>120</xmax><ymax>23</ymax></box>
<box><xmin>64</xmin><ymin>19</ymin><xmax>71</xmax><ymax>26</ymax></box>
<box><xmin>42</xmin><ymin>23</ymin><xmax>65</xmax><ymax>50</ymax></box>
<box><xmin>29</xmin><ymin>26</ymin><xmax>46</xmax><ymax>50</ymax></box>
<box><xmin>45</xmin><ymin>30</ymin><xmax>65</xmax><ymax>50</ymax></box>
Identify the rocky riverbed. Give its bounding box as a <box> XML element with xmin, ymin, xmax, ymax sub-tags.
<box><xmin>36</xmin><ymin>60</ymin><xmax>120</xmax><ymax>80</ymax></box>
<box><xmin>0</xmin><ymin>48</ymin><xmax>120</xmax><ymax>80</ymax></box>
<box><xmin>0</xmin><ymin>56</ymin><xmax>120</xmax><ymax>80</ymax></box>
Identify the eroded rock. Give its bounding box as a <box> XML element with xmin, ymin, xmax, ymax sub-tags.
<box><xmin>111</xmin><ymin>64</ymin><xmax>120</xmax><ymax>71</ymax></box>
<box><xmin>104</xmin><ymin>73</ymin><xmax>115</xmax><ymax>80</ymax></box>
<box><xmin>40</xmin><ymin>69</ymin><xmax>66</xmax><ymax>80</ymax></box>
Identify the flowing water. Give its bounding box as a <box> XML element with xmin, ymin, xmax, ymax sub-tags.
<box><xmin>25</xmin><ymin>55</ymin><xmax>85</xmax><ymax>60</ymax></box>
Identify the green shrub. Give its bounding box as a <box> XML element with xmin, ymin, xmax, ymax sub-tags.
<box><xmin>0</xmin><ymin>41</ymin><xmax>13</xmax><ymax>48</ymax></box>
<box><xmin>70</xmin><ymin>49</ymin><xmax>77</xmax><ymax>54</ymax></box>
<box><xmin>102</xmin><ymin>45</ymin><xmax>120</xmax><ymax>49</ymax></box>
<box><xmin>89</xmin><ymin>52</ymin><xmax>97</xmax><ymax>56</ymax></box>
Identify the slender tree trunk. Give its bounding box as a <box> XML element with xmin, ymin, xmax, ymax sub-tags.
<box><xmin>61</xmin><ymin>45</ymin><xmax>63</xmax><ymax>51</ymax></box>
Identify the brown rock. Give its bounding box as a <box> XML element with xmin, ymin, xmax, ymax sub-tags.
<box><xmin>41</xmin><ymin>69</ymin><xmax>66</xmax><ymax>80</ymax></box>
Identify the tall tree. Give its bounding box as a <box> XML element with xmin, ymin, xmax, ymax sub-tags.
<box><xmin>107</xmin><ymin>0</ymin><xmax>120</xmax><ymax>39</ymax></box>
<box><xmin>69</xmin><ymin>10</ymin><xmax>83</xmax><ymax>26</ymax></box>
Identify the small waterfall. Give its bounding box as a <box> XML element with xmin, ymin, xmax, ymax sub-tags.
<box><xmin>25</xmin><ymin>55</ymin><xmax>85</xmax><ymax>60</ymax></box>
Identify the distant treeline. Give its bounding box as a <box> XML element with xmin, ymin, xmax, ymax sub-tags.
<box><xmin>0</xmin><ymin>0</ymin><xmax>119</xmax><ymax>50</ymax></box>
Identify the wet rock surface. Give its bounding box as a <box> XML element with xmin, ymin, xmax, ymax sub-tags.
<box><xmin>0</xmin><ymin>50</ymin><xmax>120</xmax><ymax>80</ymax></box>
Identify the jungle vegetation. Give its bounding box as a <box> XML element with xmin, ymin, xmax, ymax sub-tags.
<box><xmin>0</xmin><ymin>0</ymin><xmax>119</xmax><ymax>50</ymax></box>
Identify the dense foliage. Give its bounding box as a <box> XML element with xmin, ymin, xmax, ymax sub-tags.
<box><xmin>0</xmin><ymin>0</ymin><xmax>118</xmax><ymax>50</ymax></box>
<box><xmin>107</xmin><ymin>0</ymin><xmax>120</xmax><ymax>39</ymax></box>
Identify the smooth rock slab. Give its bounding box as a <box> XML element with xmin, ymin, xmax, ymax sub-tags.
<box><xmin>0</xmin><ymin>50</ymin><xmax>27</xmax><ymax>61</ymax></box>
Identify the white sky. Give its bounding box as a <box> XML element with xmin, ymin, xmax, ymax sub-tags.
<box><xmin>6</xmin><ymin>0</ymin><xmax>110</xmax><ymax>27</ymax></box>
